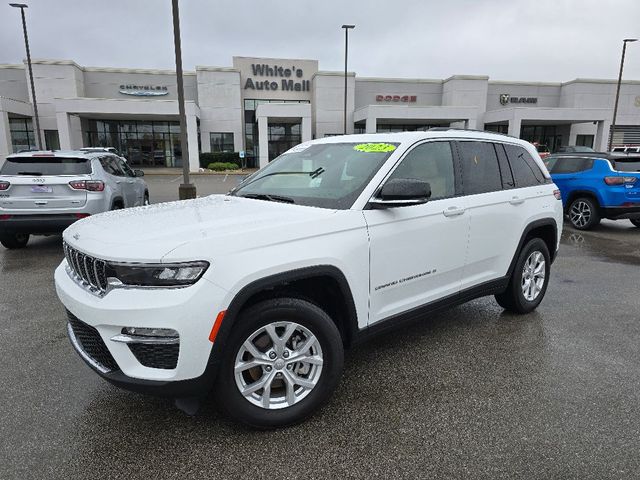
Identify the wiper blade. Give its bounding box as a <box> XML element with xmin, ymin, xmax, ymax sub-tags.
<box><xmin>239</xmin><ymin>193</ymin><xmax>295</xmax><ymax>204</ymax></box>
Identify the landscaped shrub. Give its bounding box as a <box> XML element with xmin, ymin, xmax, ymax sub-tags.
<box><xmin>199</xmin><ymin>152</ymin><xmax>240</xmax><ymax>168</ymax></box>
<box><xmin>206</xmin><ymin>162</ymin><xmax>242</xmax><ymax>171</ymax></box>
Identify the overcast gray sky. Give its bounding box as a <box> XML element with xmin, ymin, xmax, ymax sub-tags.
<box><xmin>1</xmin><ymin>0</ymin><xmax>639</xmax><ymax>82</ymax></box>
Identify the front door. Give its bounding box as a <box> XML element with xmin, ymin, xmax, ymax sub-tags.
<box><xmin>364</xmin><ymin>141</ymin><xmax>470</xmax><ymax>325</ymax></box>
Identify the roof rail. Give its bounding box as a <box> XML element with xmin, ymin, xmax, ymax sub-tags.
<box><xmin>427</xmin><ymin>127</ymin><xmax>519</xmax><ymax>139</ymax></box>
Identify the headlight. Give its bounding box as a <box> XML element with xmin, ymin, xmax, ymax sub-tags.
<box><xmin>107</xmin><ymin>261</ymin><xmax>209</xmax><ymax>287</ymax></box>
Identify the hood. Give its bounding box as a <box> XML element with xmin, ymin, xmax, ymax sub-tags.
<box><xmin>63</xmin><ymin>195</ymin><xmax>337</xmax><ymax>262</ymax></box>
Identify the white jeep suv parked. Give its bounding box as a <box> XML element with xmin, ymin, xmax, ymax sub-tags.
<box><xmin>0</xmin><ymin>150</ymin><xmax>148</xmax><ymax>249</ymax></box>
<box><xmin>55</xmin><ymin>130</ymin><xmax>563</xmax><ymax>428</ymax></box>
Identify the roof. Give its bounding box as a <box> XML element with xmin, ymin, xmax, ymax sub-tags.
<box><xmin>312</xmin><ymin>129</ymin><xmax>527</xmax><ymax>146</ymax></box>
<box><xmin>6</xmin><ymin>150</ymin><xmax>109</xmax><ymax>159</ymax></box>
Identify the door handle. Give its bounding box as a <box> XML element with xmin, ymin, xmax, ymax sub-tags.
<box><xmin>509</xmin><ymin>196</ymin><xmax>525</xmax><ymax>205</ymax></box>
<box><xmin>443</xmin><ymin>206</ymin><xmax>466</xmax><ymax>217</ymax></box>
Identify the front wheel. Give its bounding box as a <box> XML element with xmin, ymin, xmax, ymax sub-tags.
<box><xmin>0</xmin><ymin>232</ymin><xmax>30</xmax><ymax>249</ymax></box>
<box><xmin>495</xmin><ymin>238</ymin><xmax>551</xmax><ymax>314</ymax></box>
<box><xmin>568</xmin><ymin>197</ymin><xmax>600</xmax><ymax>230</ymax></box>
<box><xmin>214</xmin><ymin>298</ymin><xmax>344</xmax><ymax>429</ymax></box>
<box><xmin>630</xmin><ymin>219</ymin><xmax>640</xmax><ymax>228</ymax></box>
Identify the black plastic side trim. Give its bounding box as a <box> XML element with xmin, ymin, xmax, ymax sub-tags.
<box><xmin>354</xmin><ymin>276</ymin><xmax>509</xmax><ymax>344</ymax></box>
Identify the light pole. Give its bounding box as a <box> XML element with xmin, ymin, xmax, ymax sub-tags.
<box><xmin>171</xmin><ymin>0</ymin><xmax>196</xmax><ymax>199</ymax></box>
<box><xmin>10</xmin><ymin>3</ymin><xmax>42</xmax><ymax>150</ymax></box>
<box><xmin>342</xmin><ymin>24</ymin><xmax>355</xmax><ymax>135</ymax></box>
<box><xmin>609</xmin><ymin>38</ymin><xmax>637</xmax><ymax>152</ymax></box>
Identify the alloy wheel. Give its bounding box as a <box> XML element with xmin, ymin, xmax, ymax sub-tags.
<box><xmin>569</xmin><ymin>200</ymin><xmax>591</xmax><ymax>228</ymax></box>
<box><xmin>521</xmin><ymin>251</ymin><xmax>546</xmax><ymax>301</ymax></box>
<box><xmin>234</xmin><ymin>321</ymin><xmax>324</xmax><ymax>410</ymax></box>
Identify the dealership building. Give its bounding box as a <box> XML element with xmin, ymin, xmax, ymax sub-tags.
<box><xmin>1</xmin><ymin>56</ymin><xmax>640</xmax><ymax>171</ymax></box>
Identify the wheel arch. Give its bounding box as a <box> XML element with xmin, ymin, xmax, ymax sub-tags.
<box><xmin>506</xmin><ymin>218</ymin><xmax>558</xmax><ymax>279</ymax></box>
<box><xmin>565</xmin><ymin>189</ymin><xmax>602</xmax><ymax>213</ymax></box>
<box><xmin>211</xmin><ymin>265</ymin><xmax>359</xmax><ymax>360</ymax></box>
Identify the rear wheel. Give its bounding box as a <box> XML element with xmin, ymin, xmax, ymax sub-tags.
<box><xmin>495</xmin><ymin>238</ymin><xmax>550</xmax><ymax>314</ymax></box>
<box><xmin>0</xmin><ymin>232</ymin><xmax>30</xmax><ymax>249</ymax></box>
<box><xmin>143</xmin><ymin>192</ymin><xmax>150</xmax><ymax>206</ymax></box>
<box><xmin>568</xmin><ymin>197</ymin><xmax>600</xmax><ymax>230</ymax></box>
<box><xmin>214</xmin><ymin>298</ymin><xmax>344</xmax><ymax>429</ymax></box>
<box><xmin>630</xmin><ymin>219</ymin><xmax>640</xmax><ymax>228</ymax></box>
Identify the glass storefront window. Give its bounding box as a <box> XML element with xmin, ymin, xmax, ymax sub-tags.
<box><xmin>9</xmin><ymin>117</ymin><xmax>35</xmax><ymax>153</ymax></box>
<box><xmin>243</xmin><ymin>99</ymin><xmax>310</xmax><ymax>167</ymax></box>
<box><xmin>85</xmin><ymin>120</ymin><xmax>182</xmax><ymax>167</ymax></box>
<box><xmin>210</xmin><ymin>133</ymin><xmax>234</xmax><ymax>153</ymax></box>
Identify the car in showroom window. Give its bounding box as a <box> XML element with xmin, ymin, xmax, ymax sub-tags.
<box><xmin>55</xmin><ymin>131</ymin><xmax>563</xmax><ymax>428</ymax></box>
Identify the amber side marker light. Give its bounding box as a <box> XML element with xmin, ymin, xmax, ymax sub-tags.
<box><xmin>209</xmin><ymin>311</ymin><xmax>226</xmax><ymax>343</ymax></box>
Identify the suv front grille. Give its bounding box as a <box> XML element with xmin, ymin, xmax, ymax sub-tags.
<box><xmin>67</xmin><ymin>312</ymin><xmax>119</xmax><ymax>373</ymax></box>
<box><xmin>128</xmin><ymin>343</ymin><xmax>180</xmax><ymax>370</ymax></box>
<box><xmin>63</xmin><ymin>242</ymin><xmax>108</xmax><ymax>295</ymax></box>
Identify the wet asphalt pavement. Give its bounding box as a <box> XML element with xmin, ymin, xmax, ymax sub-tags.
<box><xmin>1</xmin><ymin>183</ymin><xmax>640</xmax><ymax>479</ymax></box>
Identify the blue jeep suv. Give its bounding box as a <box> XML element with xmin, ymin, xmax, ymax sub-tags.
<box><xmin>545</xmin><ymin>153</ymin><xmax>640</xmax><ymax>230</ymax></box>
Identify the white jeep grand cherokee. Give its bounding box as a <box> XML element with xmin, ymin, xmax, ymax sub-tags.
<box><xmin>55</xmin><ymin>130</ymin><xmax>563</xmax><ymax>428</ymax></box>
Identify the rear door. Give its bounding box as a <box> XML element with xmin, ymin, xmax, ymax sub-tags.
<box><xmin>0</xmin><ymin>155</ymin><xmax>90</xmax><ymax>211</ymax></box>
<box><xmin>99</xmin><ymin>156</ymin><xmax>128</xmax><ymax>206</ymax></box>
<box><xmin>116</xmin><ymin>157</ymin><xmax>144</xmax><ymax>206</ymax></box>
<box><xmin>457</xmin><ymin>141</ymin><xmax>532</xmax><ymax>288</ymax></box>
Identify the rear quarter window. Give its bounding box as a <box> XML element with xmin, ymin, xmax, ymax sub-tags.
<box><xmin>550</xmin><ymin>157</ymin><xmax>594</xmax><ymax>174</ymax></box>
<box><xmin>0</xmin><ymin>157</ymin><xmax>92</xmax><ymax>175</ymax></box>
<box><xmin>504</xmin><ymin>145</ymin><xmax>546</xmax><ymax>187</ymax></box>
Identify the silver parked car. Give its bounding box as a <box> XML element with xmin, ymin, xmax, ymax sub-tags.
<box><xmin>0</xmin><ymin>150</ymin><xmax>148</xmax><ymax>249</ymax></box>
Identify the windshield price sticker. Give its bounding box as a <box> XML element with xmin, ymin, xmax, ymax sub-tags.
<box><xmin>353</xmin><ymin>143</ymin><xmax>396</xmax><ymax>153</ymax></box>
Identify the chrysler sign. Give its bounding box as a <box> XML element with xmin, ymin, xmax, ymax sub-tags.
<box><xmin>119</xmin><ymin>85</ymin><xmax>169</xmax><ymax>97</ymax></box>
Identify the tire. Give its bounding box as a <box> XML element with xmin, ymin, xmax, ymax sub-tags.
<box><xmin>214</xmin><ymin>298</ymin><xmax>344</xmax><ymax>429</ymax></box>
<box><xmin>630</xmin><ymin>219</ymin><xmax>640</xmax><ymax>228</ymax></box>
<box><xmin>111</xmin><ymin>201</ymin><xmax>124</xmax><ymax>210</ymax></box>
<box><xmin>143</xmin><ymin>192</ymin><xmax>150</xmax><ymax>206</ymax></box>
<box><xmin>568</xmin><ymin>197</ymin><xmax>600</xmax><ymax>230</ymax></box>
<box><xmin>495</xmin><ymin>238</ymin><xmax>551</xmax><ymax>314</ymax></box>
<box><xmin>0</xmin><ymin>232</ymin><xmax>30</xmax><ymax>249</ymax></box>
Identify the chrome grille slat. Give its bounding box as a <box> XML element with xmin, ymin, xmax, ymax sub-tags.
<box><xmin>63</xmin><ymin>241</ymin><xmax>108</xmax><ymax>296</ymax></box>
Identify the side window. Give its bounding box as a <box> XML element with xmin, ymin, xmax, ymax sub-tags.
<box><xmin>117</xmin><ymin>157</ymin><xmax>135</xmax><ymax>177</ymax></box>
<box><xmin>457</xmin><ymin>141</ymin><xmax>502</xmax><ymax>195</ymax></box>
<box><xmin>550</xmin><ymin>157</ymin><xmax>594</xmax><ymax>174</ymax></box>
<box><xmin>99</xmin><ymin>157</ymin><xmax>120</xmax><ymax>176</ymax></box>
<box><xmin>495</xmin><ymin>143</ymin><xmax>515</xmax><ymax>189</ymax></box>
<box><xmin>387</xmin><ymin>141</ymin><xmax>455</xmax><ymax>200</ymax></box>
<box><xmin>504</xmin><ymin>145</ymin><xmax>545</xmax><ymax>187</ymax></box>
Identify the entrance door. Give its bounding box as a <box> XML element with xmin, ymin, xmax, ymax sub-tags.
<box><xmin>364</xmin><ymin>141</ymin><xmax>469</xmax><ymax>325</ymax></box>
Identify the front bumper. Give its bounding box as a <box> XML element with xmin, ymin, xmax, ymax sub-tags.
<box><xmin>56</xmin><ymin>261</ymin><xmax>232</xmax><ymax>397</ymax></box>
<box><xmin>0</xmin><ymin>214</ymin><xmax>81</xmax><ymax>234</ymax></box>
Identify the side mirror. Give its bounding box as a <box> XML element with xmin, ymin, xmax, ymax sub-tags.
<box><xmin>370</xmin><ymin>178</ymin><xmax>431</xmax><ymax>208</ymax></box>
<box><xmin>134</xmin><ymin>169</ymin><xmax>145</xmax><ymax>177</ymax></box>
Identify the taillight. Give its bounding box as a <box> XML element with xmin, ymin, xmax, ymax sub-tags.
<box><xmin>604</xmin><ymin>176</ymin><xmax>637</xmax><ymax>186</ymax></box>
<box><xmin>69</xmin><ymin>180</ymin><xmax>105</xmax><ymax>191</ymax></box>
<box><xmin>0</xmin><ymin>181</ymin><xmax>10</xmax><ymax>191</ymax></box>
<box><xmin>0</xmin><ymin>214</ymin><xmax>12</xmax><ymax>220</ymax></box>
<box><xmin>553</xmin><ymin>189</ymin><xmax>562</xmax><ymax>200</ymax></box>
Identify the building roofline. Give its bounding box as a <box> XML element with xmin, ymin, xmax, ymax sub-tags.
<box><xmin>0</xmin><ymin>64</ymin><xmax>25</xmax><ymax>70</ymax></box>
<box><xmin>356</xmin><ymin>76</ymin><xmax>443</xmax><ymax>84</ymax></box>
<box><xmin>489</xmin><ymin>80</ymin><xmax>562</xmax><ymax>87</ymax></box>
<box><xmin>313</xmin><ymin>71</ymin><xmax>355</xmax><ymax>78</ymax></box>
<box><xmin>29</xmin><ymin>58</ymin><xmax>196</xmax><ymax>75</ymax></box>
<box><xmin>232</xmin><ymin>55</ymin><xmax>319</xmax><ymax>63</ymax></box>
<box><xmin>444</xmin><ymin>75</ymin><xmax>490</xmax><ymax>82</ymax></box>
<box><xmin>195</xmin><ymin>66</ymin><xmax>240</xmax><ymax>73</ymax></box>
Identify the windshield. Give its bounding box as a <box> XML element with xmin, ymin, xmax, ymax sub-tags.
<box><xmin>231</xmin><ymin>142</ymin><xmax>399</xmax><ymax>209</ymax></box>
<box><xmin>0</xmin><ymin>157</ymin><xmax>92</xmax><ymax>176</ymax></box>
